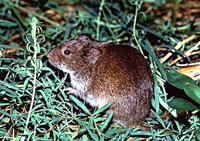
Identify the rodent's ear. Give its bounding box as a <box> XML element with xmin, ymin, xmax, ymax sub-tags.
<box><xmin>77</xmin><ymin>34</ymin><xmax>92</xmax><ymax>41</ymax></box>
<box><xmin>83</xmin><ymin>47</ymin><xmax>102</xmax><ymax>64</ymax></box>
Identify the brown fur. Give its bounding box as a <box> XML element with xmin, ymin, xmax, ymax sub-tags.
<box><xmin>47</xmin><ymin>35</ymin><xmax>154</xmax><ymax>127</ymax></box>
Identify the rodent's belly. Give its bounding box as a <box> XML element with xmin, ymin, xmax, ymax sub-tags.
<box><xmin>84</xmin><ymin>95</ymin><xmax>108</xmax><ymax>108</ymax></box>
<box><xmin>70</xmin><ymin>76</ymin><xmax>109</xmax><ymax>108</ymax></box>
<box><xmin>74</xmin><ymin>89</ymin><xmax>108</xmax><ymax>108</ymax></box>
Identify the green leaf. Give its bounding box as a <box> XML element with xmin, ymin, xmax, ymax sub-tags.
<box><xmin>0</xmin><ymin>84</ymin><xmax>15</xmax><ymax>96</ymax></box>
<box><xmin>168</xmin><ymin>98</ymin><xmax>200</xmax><ymax>111</ymax></box>
<box><xmin>23</xmin><ymin>77</ymin><xmax>31</xmax><ymax>94</ymax></box>
<box><xmin>36</xmin><ymin>59</ymin><xmax>43</xmax><ymax>72</ymax></box>
<box><xmin>1</xmin><ymin>117</ymin><xmax>10</xmax><ymax>123</ymax></box>
<box><xmin>153</xmin><ymin>72</ymin><xmax>160</xmax><ymax>114</ymax></box>
<box><xmin>143</xmin><ymin>40</ymin><xmax>167</xmax><ymax>79</ymax></box>
<box><xmin>73</xmin><ymin>116</ymin><xmax>88</xmax><ymax>127</ymax></box>
<box><xmin>184</xmin><ymin>84</ymin><xmax>200</xmax><ymax>105</ymax></box>
<box><xmin>0</xmin><ymin>58</ymin><xmax>16</xmax><ymax>61</ymax></box>
<box><xmin>195</xmin><ymin>128</ymin><xmax>200</xmax><ymax>140</ymax></box>
<box><xmin>69</xmin><ymin>95</ymin><xmax>91</xmax><ymax>115</ymax></box>
<box><xmin>104</xmin><ymin>128</ymin><xmax>127</xmax><ymax>137</ymax></box>
<box><xmin>166</xmin><ymin>69</ymin><xmax>200</xmax><ymax>105</ymax></box>
<box><xmin>124</xmin><ymin>128</ymin><xmax>132</xmax><ymax>139</ymax></box>
<box><xmin>152</xmin><ymin>110</ymin><xmax>166</xmax><ymax>128</ymax></box>
<box><xmin>93</xmin><ymin>102</ymin><xmax>112</xmax><ymax>115</ymax></box>
<box><xmin>130</xmin><ymin>130</ymin><xmax>152</xmax><ymax>136</ymax></box>
<box><xmin>79</xmin><ymin>135</ymin><xmax>89</xmax><ymax>141</ymax></box>
<box><xmin>166</xmin><ymin>69</ymin><xmax>194</xmax><ymax>89</ymax></box>
<box><xmin>0</xmin><ymin>44</ymin><xmax>19</xmax><ymax>49</ymax></box>
<box><xmin>86</xmin><ymin>127</ymin><xmax>99</xmax><ymax>141</ymax></box>
<box><xmin>0</xmin><ymin>19</ymin><xmax>17</xmax><ymax>27</ymax></box>
<box><xmin>100</xmin><ymin>112</ymin><xmax>113</xmax><ymax>132</ymax></box>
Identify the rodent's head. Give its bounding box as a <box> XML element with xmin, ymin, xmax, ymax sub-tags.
<box><xmin>47</xmin><ymin>35</ymin><xmax>103</xmax><ymax>74</ymax></box>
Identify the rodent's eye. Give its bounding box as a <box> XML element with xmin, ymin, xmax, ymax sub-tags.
<box><xmin>63</xmin><ymin>49</ymin><xmax>71</xmax><ymax>55</ymax></box>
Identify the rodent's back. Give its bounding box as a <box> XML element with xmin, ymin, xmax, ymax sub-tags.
<box><xmin>91</xmin><ymin>44</ymin><xmax>154</xmax><ymax>126</ymax></box>
<box><xmin>93</xmin><ymin>44</ymin><xmax>153</xmax><ymax>95</ymax></box>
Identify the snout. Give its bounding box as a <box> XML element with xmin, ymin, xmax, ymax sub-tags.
<box><xmin>46</xmin><ymin>47</ymin><xmax>61</xmax><ymax>68</ymax></box>
<box><xmin>47</xmin><ymin>48</ymin><xmax>59</xmax><ymax>61</ymax></box>
<box><xmin>47</xmin><ymin>49</ymin><xmax>53</xmax><ymax>59</ymax></box>
<box><xmin>47</xmin><ymin>48</ymin><xmax>58</xmax><ymax>64</ymax></box>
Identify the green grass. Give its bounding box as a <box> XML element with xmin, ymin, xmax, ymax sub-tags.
<box><xmin>0</xmin><ymin>0</ymin><xmax>200</xmax><ymax>140</ymax></box>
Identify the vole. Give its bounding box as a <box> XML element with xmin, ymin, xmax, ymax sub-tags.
<box><xmin>47</xmin><ymin>35</ymin><xmax>154</xmax><ymax>127</ymax></box>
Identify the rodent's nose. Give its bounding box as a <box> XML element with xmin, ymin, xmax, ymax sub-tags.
<box><xmin>47</xmin><ymin>50</ymin><xmax>53</xmax><ymax>59</ymax></box>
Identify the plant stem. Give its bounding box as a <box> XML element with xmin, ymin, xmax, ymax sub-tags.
<box><xmin>22</xmin><ymin>17</ymin><xmax>39</xmax><ymax>141</ymax></box>
<box><xmin>96</xmin><ymin>0</ymin><xmax>105</xmax><ymax>40</ymax></box>
<box><xmin>132</xmin><ymin>1</ymin><xmax>144</xmax><ymax>55</ymax></box>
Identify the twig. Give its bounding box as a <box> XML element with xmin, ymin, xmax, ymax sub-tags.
<box><xmin>176</xmin><ymin>62</ymin><xmax>200</xmax><ymax>67</ymax></box>
<box><xmin>190</xmin><ymin>50</ymin><xmax>200</xmax><ymax>56</ymax></box>
<box><xmin>2</xmin><ymin>122</ymin><xmax>16</xmax><ymax>141</ymax></box>
<box><xmin>170</xmin><ymin>40</ymin><xmax>200</xmax><ymax>65</ymax></box>
<box><xmin>160</xmin><ymin>35</ymin><xmax>198</xmax><ymax>63</ymax></box>
<box><xmin>8</xmin><ymin>1</ymin><xmax>59</xmax><ymax>26</ymax></box>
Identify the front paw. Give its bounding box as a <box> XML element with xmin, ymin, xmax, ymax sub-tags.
<box><xmin>64</xmin><ymin>87</ymin><xmax>76</xmax><ymax>94</ymax></box>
